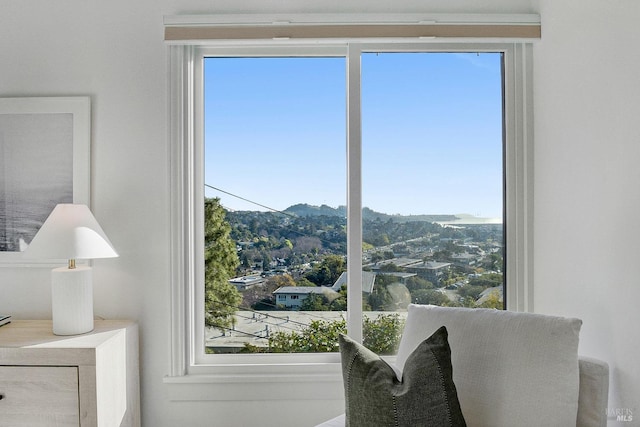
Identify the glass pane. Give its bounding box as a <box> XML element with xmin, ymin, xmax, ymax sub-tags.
<box><xmin>361</xmin><ymin>52</ymin><xmax>505</xmax><ymax>354</ymax></box>
<box><xmin>203</xmin><ymin>57</ymin><xmax>346</xmax><ymax>354</ymax></box>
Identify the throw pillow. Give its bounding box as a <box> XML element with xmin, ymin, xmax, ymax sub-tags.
<box><xmin>339</xmin><ymin>326</ymin><xmax>466</xmax><ymax>427</ymax></box>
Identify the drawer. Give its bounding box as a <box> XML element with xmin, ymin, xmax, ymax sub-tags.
<box><xmin>0</xmin><ymin>366</ymin><xmax>80</xmax><ymax>427</ymax></box>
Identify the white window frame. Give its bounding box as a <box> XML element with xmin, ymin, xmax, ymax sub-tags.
<box><xmin>165</xmin><ymin>25</ymin><xmax>534</xmax><ymax>400</ymax></box>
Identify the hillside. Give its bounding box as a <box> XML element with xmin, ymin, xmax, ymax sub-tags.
<box><xmin>283</xmin><ymin>203</ymin><xmax>458</xmax><ymax>223</ymax></box>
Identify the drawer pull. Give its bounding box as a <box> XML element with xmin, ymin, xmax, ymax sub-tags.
<box><xmin>0</xmin><ymin>394</ymin><xmax>4</xmax><ymax>400</ymax></box>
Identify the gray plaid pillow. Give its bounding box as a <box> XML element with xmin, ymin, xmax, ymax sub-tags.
<box><xmin>339</xmin><ymin>326</ymin><xmax>466</xmax><ymax>427</ymax></box>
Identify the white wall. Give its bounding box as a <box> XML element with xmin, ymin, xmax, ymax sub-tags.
<box><xmin>533</xmin><ymin>0</ymin><xmax>640</xmax><ymax>423</ymax></box>
<box><xmin>1</xmin><ymin>0</ymin><xmax>638</xmax><ymax>426</ymax></box>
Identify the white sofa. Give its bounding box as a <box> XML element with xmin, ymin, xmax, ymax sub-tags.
<box><xmin>317</xmin><ymin>304</ymin><xmax>609</xmax><ymax>427</ymax></box>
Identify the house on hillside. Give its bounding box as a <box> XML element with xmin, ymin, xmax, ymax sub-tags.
<box><xmin>451</xmin><ymin>252</ymin><xmax>478</xmax><ymax>269</ymax></box>
<box><xmin>228</xmin><ymin>275</ymin><xmax>266</xmax><ymax>291</ymax></box>
<box><xmin>404</xmin><ymin>261</ymin><xmax>452</xmax><ymax>285</ymax></box>
<box><xmin>273</xmin><ymin>286</ymin><xmax>339</xmax><ymax>310</ymax></box>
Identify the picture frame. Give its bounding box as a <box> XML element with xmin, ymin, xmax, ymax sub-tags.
<box><xmin>0</xmin><ymin>96</ymin><xmax>90</xmax><ymax>265</ymax></box>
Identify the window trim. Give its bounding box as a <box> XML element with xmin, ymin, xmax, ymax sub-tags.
<box><xmin>166</xmin><ymin>37</ymin><xmax>534</xmax><ymax>388</ymax></box>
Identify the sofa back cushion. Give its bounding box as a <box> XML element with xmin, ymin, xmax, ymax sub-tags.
<box><xmin>396</xmin><ymin>304</ymin><xmax>582</xmax><ymax>427</ymax></box>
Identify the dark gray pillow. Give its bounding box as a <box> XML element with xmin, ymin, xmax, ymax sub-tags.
<box><xmin>339</xmin><ymin>326</ymin><xmax>466</xmax><ymax>427</ymax></box>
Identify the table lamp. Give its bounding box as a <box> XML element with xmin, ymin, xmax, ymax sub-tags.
<box><xmin>26</xmin><ymin>204</ymin><xmax>118</xmax><ymax>335</ymax></box>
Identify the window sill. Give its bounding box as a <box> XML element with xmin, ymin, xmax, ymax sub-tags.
<box><xmin>163</xmin><ymin>356</ymin><xmax>396</xmax><ymax>401</ymax></box>
<box><xmin>163</xmin><ymin>364</ymin><xmax>343</xmax><ymax>401</ymax></box>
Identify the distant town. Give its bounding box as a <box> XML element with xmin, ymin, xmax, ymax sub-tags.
<box><xmin>207</xmin><ymin>202</ymin><xmax>504</xmax><ymax>353</ymax></box>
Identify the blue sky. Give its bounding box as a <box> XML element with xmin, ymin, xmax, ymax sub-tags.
<box><xmin>204</xmin><ymin>52</ymin><xmax>503</xmax><ymax>219</ymax></box>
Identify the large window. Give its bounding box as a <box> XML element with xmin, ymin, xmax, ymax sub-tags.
<box><xmin>202</xmin><ymin>51</ymin><xmax>505</xmax><ymax>357</ymax></box>
<box><xmin>167</xmin><ymin>36</ymin><xmax>534</xmax><ymax>382</ymax></box>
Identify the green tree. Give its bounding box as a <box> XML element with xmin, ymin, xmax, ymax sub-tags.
<box><xmin>204</xmin><ymin>198</ymin><xmax>242</xmax><ymax>330</ymax></box>
<box><xmin>299</xmin><ymin>293</ymin><xmax>330</xmax><ymax>311</ymax></box>
<box><xmin>370</xmin><ymin>252</ymin><xmax>384</xmax><ymax>264</ymax></box>
<box><xmin>477</xmin><ymin>290</ymin><xmax>503</xmax><ymax>309</ymax></box>
<box><xmin>368</xmin><ymin>283</ymin><xmax>394</xmax><ymax>311</ymax></box>
<box><xmin>411</xmin><ymin>289</ymin><xmax>450</xmax><ymax>306</ymax></box>
<box><xmin>329</xmin><ymin>295</ymin><xmax>347</xmax><ymax>311</ymax></box>
<box><xmin>363</xmin><ymin>314</ymin><xmax>405</xmax><ymax>355</ymax></box>
<box><xmin>374</xmin><ymin>274</ymin><xmax>397</xmax><ymax>287</ymax></box>
<box><xmin>305</xmin><ymin>254</ymin><xmax>346</xmax><ymax>286</ymax></box>
<box><xmin>324</xmin><ymin>284</ymin><xmax>370</xmax><ymax>312</ymax></box>
<box><xmin>405</xmin><ymin>276</ymin><xmax>434</xmax><ymax>292</ymax></box>
<box><xmin>267</xmin><ymin>274</ymin><xmax>296</xmax><ymax>288</ymax></box>
<box><xmin>268</xmin><ymin>318</ymin><xmax>346</xmax><ymax>353</ymax></box>
<box><xmin>296</xmin><ymin>278</ymin><xmax>318</xmax><ymax>287</ymax></box>
<box><xmin>252</xmin><ymin>297</ymin><xmax>277</xmax><ymax>311</ymax></box>
<box><xmin>458</xmin><ymin>284</ymin><xmax>485</xmax><ymax>300</ymax></box>
<box><xmin>378</xmin><ymin>262</ymin><xmax>401</xmax><ymax>272</ymax></box>
<box><xmin>264</xmin><ymin>315</ymin><xmax>404</xmax><ymax>354</ymax></box>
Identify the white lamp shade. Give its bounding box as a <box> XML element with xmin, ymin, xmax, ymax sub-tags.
<box><xmin>26</xmin><ymin>204</ymin><xmax>118</xmax><ymax>260</ymax></box>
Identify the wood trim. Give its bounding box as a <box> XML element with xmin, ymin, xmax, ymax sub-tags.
<box><xmin>165</xmin><ymin>23</ymin><xmax>541</xmax><ymax>42</ymax></box>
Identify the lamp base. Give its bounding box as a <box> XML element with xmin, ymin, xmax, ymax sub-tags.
<box><xmin>51</xmin><ymin>266</ymin><xmax>94</xmax><ymax>335</ymax></box>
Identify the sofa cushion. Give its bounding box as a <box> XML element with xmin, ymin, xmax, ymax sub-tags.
<box><xmin>577</xmin><ymin>357</ymin><xmax>610</xmax><ymax>427</ymax></box>
<box><xmin>396</xmin><ymin>304</ymin><xmax>582</xmax><ymax>427</ymax></box>
<box><xmin>339</xmin><ymin>326</ymin><xmax>466</xmax><ymax>427</ymax></box>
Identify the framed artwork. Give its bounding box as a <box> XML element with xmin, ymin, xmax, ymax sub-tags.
<box><xmin>0</xmin><ymin>97</ymin><xmax>90</xmax><ymax>265</ymax></box>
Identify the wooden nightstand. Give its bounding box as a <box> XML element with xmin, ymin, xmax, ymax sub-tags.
<box><xmin>0</xmin><ymin>320</ymin><xmax>140</xmax><ymax>427</ymax></box>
